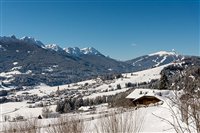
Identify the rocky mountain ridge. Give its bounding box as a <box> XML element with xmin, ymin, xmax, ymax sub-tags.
<box><xmin>0</xmin><ymin>35</ymin><xmax>185</xmax><ymax>87</ymax></box>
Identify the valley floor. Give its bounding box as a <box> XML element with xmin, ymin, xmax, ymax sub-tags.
<box><xmin>0</xmin><ymin>99</ymin><xmax>180</xmax><ymax>133</ymax></box>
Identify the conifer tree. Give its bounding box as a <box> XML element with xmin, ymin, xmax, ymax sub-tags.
<box><xmin>159</xmin><ymin>73</ymin><xmax>168</xmax><ymax>90</ymax></box>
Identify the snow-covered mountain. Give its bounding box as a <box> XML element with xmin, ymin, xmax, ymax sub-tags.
<box><xmin>64</xmin><ymin>47</ymin><xmax>102</xmax><ymax>56</ymax></box>
<box><xmin>20</xmin><ymin>36</ymin><xmax>45</xmax><ymax>48</ymax></box>
<box><xmin>45</xmin><ymin>44</ymin><xmax>63</xmax><ymax>52</ymax></box>
<box><xmin>46</xmin><ymin>45</ymin><xmax>102</xmax><ymax>56</ymax></box>
<box><xmin>0</xmin><ymin>35</ymin><xmax>102</xmax><ymax>56</ymax></box>
<box><xmin>0</xmin><ymin>35</ymin><xmax>189</xmax><ymax>87</ymax></box>
<box><xmin>0</xmin><ymin>35</ymin><xmax>133</xmax><ymax>87</ymax></box>
<box><xmin>126</xmin><ymin>50</ymin><xmax>183</xmax><ymax>72</ymax></box>
<box><xmin>80</xmin><ymin>47</ymin><xmax>102</xmax><ymax>55</ymax></box>
<box><xmin>63</xmin><ymin>47</ymin><xmax>82</xmax><ymax>56</ymax></box>
<box><xmin>148</xmin><ymin>50</ymin><xmax>177</xmax><ymax>56</ymax></box>
<box><xmin>0</xmin><ymin>35</ymin><xmax>18</xmax><ymax>43</ymax></box>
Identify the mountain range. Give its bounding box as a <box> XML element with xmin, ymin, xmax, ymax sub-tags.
<box><xmin>0</xmin><ymin>35</ymin><xmax>184</xmax><ymax>87</ymax></box>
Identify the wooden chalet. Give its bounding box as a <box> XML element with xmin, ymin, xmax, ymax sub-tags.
<box><xmin>126</xmin><ymin>88</ymin><xmax>163</xmax><ymax>106</ymax></box>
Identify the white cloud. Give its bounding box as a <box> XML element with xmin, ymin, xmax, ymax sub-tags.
<box><xmin>131</xmin><ymin>43</ymin><xmax>137</xmax><ymax>47</ymax></box>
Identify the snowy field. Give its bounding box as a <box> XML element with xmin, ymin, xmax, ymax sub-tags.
<box><xmin>0</xmin><ymin>63</ymin><xmax>188</xmax><ymax>132</ymax></box>
<box><xmin>0</xmin><ymin>99</ymin><xmax>182</xmax><ymax>132</ymax></box>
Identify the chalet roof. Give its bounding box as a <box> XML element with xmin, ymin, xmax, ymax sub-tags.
<box><xmin>126</xmin><ymin>88</ymin><xmax>166</xmax><ymax>101</ymax></box>
<box><xmin>132</xmin><ymin>95</ymin><xmax>162</xmax><ymax>102</ymax></box>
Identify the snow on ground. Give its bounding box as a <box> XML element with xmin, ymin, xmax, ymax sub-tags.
<box><xmin>1</xmin><ymin>78</ymin><xmax>15</xmax><ymax>84</ymax></box>
<box><xmin>0</xmin><ymin>70</ymin><xmax>22</xmax><ymax>90</ymax></box>
<box><xmin>121</xmin><ymin>63</ymin><xmax>171</xmax><ymax>85</ymax></box>
<box><xmin>84</xmin><ymin>63</ymin><xmax>172</xmax><ymax>99</ymax></box>
<box><xmin>0</xmin><ymin>70</ymin><xmax>21</xmax><ymax>78</ymax></box>
<box><xmin>84</xmin><ymin>88</ymin><xmax>130</xmax><ymax>99</ymax></box>
<box><xmin>44</xmin><ymin>67</ymin><xmax>54</xmax><ymax>72</ymax></box>
<box><xmin>139</xmin><ymin>105</ymin><xmax>175</xmax><ymax>132</ymax></box>
<box><xmin>0</xmin><ymin>101</ymin><xmax>57</xmax><ymax>121</ymax></box>
<box><xmin>1</xmin><ymin>63</ymin><xmax>172</xmax><ymax>120</ymax></box>
<box><xmin>85</xmin><ymin>96</ymin><xmax>184</xmax><ymax>133</ymax></box>
<box><xmin>83</xmin><ymin>101</ymin><xmax>177</xmax><ymax>132</ymax></box>
<box><xmin>11</xmin><ymin>66</ymin><xmax>22</xmax><ymax>71</ymax></box>
<box><xmin>154</xmin><ymin>56</ymin><xmax>167</xmax><ymax>67</ymax></box>
<box><xmin>0</xmin><ymin>64</ymin><xmax>181</xmax><ymax>132</ymax></box>
<box><xmin>13</xmin><ymin>62</ymin><xmax>18</xmax><ymax>65</ymax></box>
<box><xmin>132</xmin><ymin>57</ymin><xmax>144</xmax><ymax>66</ymax></box>
<box><xmin>16</xmin><ymin>79</ymin><xmax>97</xmax><ymax>97</ymax></box>
<box><xmin>0</xmin><ymin>90</ymin><xmax>184</xmax><ymax>133</ymax></box>
<box><xmin>25</xmin><ymin>70</ymin><xmax>32</xmax><ymax>74</ymax></box>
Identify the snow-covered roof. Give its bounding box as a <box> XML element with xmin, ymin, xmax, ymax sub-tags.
<box><xmin>126</xmin><ymin>88</ymin><xmax>169</xmax><ymax>101</ymax></box>
<box><xmin>132</xmin><ymin>95</ymin><xmax>162</xmax><ymax>102</ymax></box>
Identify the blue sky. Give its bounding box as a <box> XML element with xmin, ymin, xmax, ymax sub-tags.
<box><xmin>0</xmin><ymin>0</ymin><xmax>199</xmax><ymax>60</ymax></box>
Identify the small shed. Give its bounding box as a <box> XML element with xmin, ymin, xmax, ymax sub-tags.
<box><xmin>126</xmin><ymin>88</ymin><xmax>163</xmax><ymax>106</ymax></box>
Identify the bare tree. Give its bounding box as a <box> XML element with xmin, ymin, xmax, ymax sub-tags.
<box><xmin>42</xmin><ymin>106</ymin><xmax>53</xmax><ymax>118</ymax></box>
<box><xmin>95</xmin><ymin>109</ymin><xmax>145</xmax><ymax>133</ymax></box>
<box><xmin>45</xmin><ymin>115</ymin><xmax>85</xmax><ymax>133</ymax></box>
<box><xmin>3</xmin><ymin>118</ymin><xmax>40</xmax><ymax>133</ymax></box>
<box><xmin>155</xmin><ymin>67</ymin><xmax>200</xmax><ymax>133</ymax></box>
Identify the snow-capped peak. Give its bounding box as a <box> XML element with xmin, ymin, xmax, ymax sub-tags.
<box><xmin>0</xmin><ymin>35</ymin><xmax>103</xmax><ymax>56</ymax></box>
<box><xmin>64</xmin><ymin>47</ymin><xmax>81</xmax><ymax>55</ymax></box>
<box><xmin>0</xmin><ymin>35</ymin><xmax>45</xmax><ymax>48</ymax></box>
<box><xmin>148</xmin><ymin>50</ymin><xmax>176</xmax><ymax>56</ymax></box>
<box><xmin>20</xmin><ymin>36</ymin><xmax>34</xmax><ymax>41</ymax></box>
<box><xmin>81</xmin><ymin>47</ymin><xmax>101</xmax><ymax>55</ymax></box>
<box><xmin>20</xmin><ymin>36</ymin><xmax>45</xmax><ymax>47</ymax></box>
<box><xmin>45</xmin><ymin>44</ymin><xmax>63</xmax><ymax>52</ymax></box>
<box><xmin>0</xmin><ymin>35</ymin><xmax>18</xmax><ymax>42</ymax></box>
<box><xmin>64</xmin><ymin>47</ymin><xmax>102</xmax><ymax>56</ymax></box>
